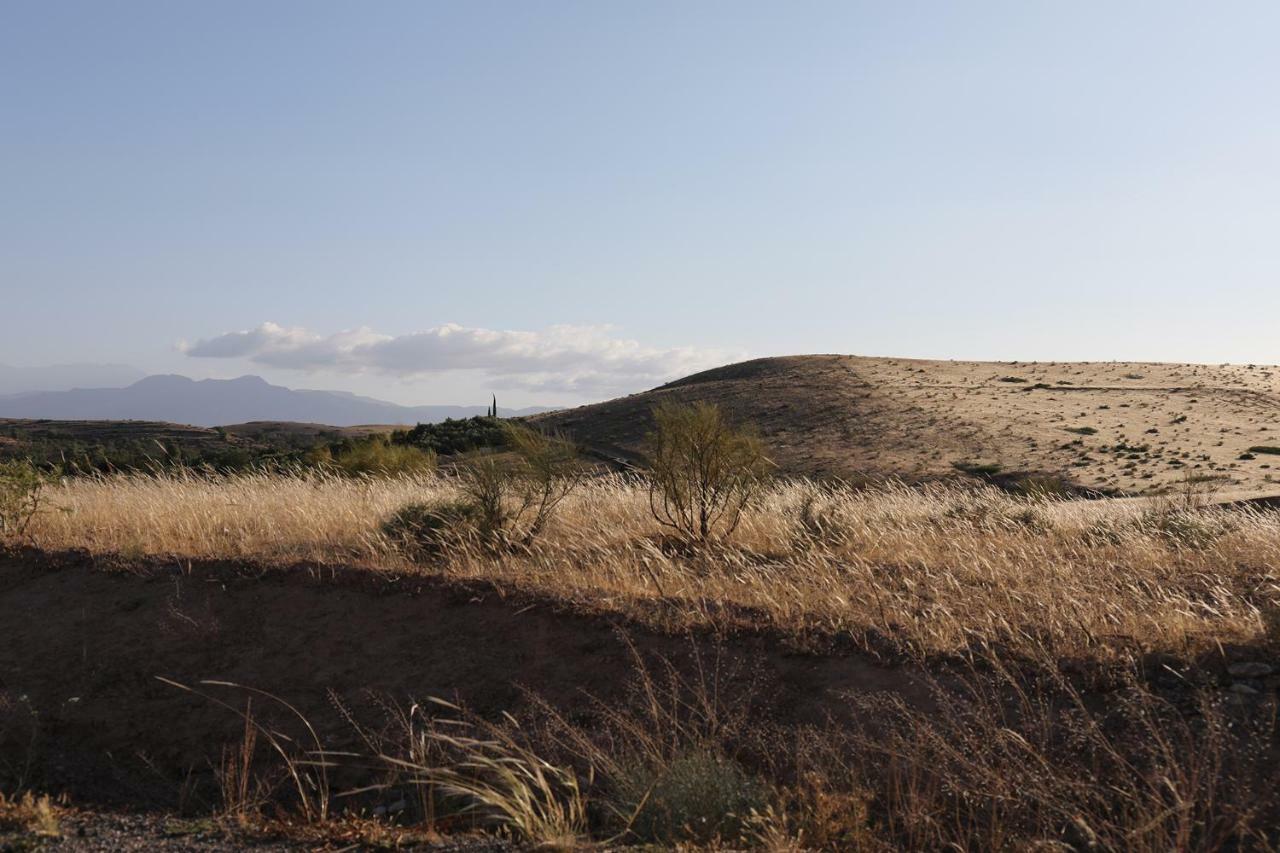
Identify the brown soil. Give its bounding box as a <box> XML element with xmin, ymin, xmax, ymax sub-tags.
<box><xmin>0</xmin><ymin>551</ymin><xmax>925</xmax><ymax>813</ymax></box>
<box><xmin>532</xmin><ymin>355</ymin><xmax>1280</xmax><ymax>497</ymax></box>
<box><xmin>0</xmin><ymin>807</ymin><xmax>514</xmax><ymax>851</ymax></box>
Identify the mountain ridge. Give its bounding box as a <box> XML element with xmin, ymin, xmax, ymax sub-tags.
<box><xmin>0</xmin><ymin>374</ymin><xmax>551</xmax><ymax>427</ymax></box>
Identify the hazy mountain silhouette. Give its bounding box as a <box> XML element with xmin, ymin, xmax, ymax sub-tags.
<box><xmin>0</xmin><ymin>374</ymin><xmax>550</xmax><ymax>426</ymax></box>
<box><xmin>0</xmin><ymin>362</ymin><xmax>146</xmax><ymax>395</ymax></box>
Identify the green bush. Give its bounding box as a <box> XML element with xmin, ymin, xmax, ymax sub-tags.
<box><xmin>317</xmin><ymin>437</ymin><xmax>437</xmax><ymax>476</ymax></box>
<box><xmin>382</xmin><ymin>499</ymin><xmax>478</xmax><ymax>559</ymax></box>
<box><xmin>1247</xmin><ymin>446</ymin><xmax>1280</xmax><ymax>456</ymax></box>
<box><xmin>610</xmin><ymin>750</ymin><xmax>771</xmax><ymax>845</ymax></box>
<box><xmin>645</xmin><ymin>402</ymin><xmax>770</xmax><ymax>542</ymax></box>
<box><xmin>400</xmin><ymin>417</ymin><xmax>509</xmax><ymax>455</ymax></box>
<box><xmin>0</xmin><ymin>460</ymin><xmax>46</xmax><ymax>544</ymax></box>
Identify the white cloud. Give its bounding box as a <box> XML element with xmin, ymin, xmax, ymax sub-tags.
<box><xmin>181</xmin><ymin>322</ymin><xmax>738</xmax><ymax>396</ymax></box>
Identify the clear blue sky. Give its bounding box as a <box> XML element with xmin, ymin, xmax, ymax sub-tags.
<box><xmin>3</xmin><ymin>1</ymin><xmax>1279</xmax><ymax>405</ymax></box>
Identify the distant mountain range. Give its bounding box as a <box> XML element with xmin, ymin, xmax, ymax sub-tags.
<box><xmin>0</xmin><ymin>374</ymin><xmax>551</xmax><ymax>427</ymax></box>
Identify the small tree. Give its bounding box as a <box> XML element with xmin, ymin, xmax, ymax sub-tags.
<box><xmin>0</xmin><ymin>460</ymin><xmax>46</xmax><ymax>545</ymax></box>
<box><xmin>504</xmin><ymin>422</ymin><xmax>587</xmax><ymax>542</ymax></box>
<box><xmin>645</xmin><ymin>402</ymin><xmax>769</xmax><ymax>542</ymax></box>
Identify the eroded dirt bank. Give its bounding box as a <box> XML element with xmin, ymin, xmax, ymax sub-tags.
<box><xmin>0</xmin><ymin>550</ymin><xmax>924</xmax><ymax>810</ymax></box>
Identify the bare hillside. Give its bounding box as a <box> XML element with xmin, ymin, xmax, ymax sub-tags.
<box><xmin>533</xmin><ymin>355</ymin><xmax>1280</xmax><ymax>496</ymax></box>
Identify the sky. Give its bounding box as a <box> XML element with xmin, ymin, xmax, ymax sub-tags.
<box><xmin>3</xmin><ymin>1</ymin><xmax>1279</xmax><ymax>406</ymax></box>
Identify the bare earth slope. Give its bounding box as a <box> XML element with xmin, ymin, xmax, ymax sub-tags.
<box><xmin>0</xmin><ymin>552</ymin><xmax>920</xmax><ymax>812</ymax></box>
<box><xmin>534</xmin><ymin>355</ymin><xmax>1280</xmax><ymax>496</ymax></box>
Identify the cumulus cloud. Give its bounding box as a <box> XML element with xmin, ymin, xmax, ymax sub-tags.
<box><xmin>181</xmin><ymin>322</ymin><xmax>737</xmax><ymax>395</ymax></box>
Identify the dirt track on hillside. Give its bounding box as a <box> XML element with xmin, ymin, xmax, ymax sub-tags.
<box><xmin>0</xmin><ymin>551</ymin><xmax>925</xmax><ymax>811</ymax></box>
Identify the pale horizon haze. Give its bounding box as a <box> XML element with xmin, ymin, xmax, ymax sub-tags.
<box><xmin>4</xmin><ymin>2</ymin><xmax>1279</xmax><ymax>406</ymax></box>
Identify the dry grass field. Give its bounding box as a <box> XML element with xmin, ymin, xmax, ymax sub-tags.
<box><xmin>6</xmin><ymin>468</ymin><xmax>1280</xmax><ymax>849</ymax></box>
<box><xmin>537</xmin><ymin>355</ymin><xmax>1280</xmax><ymax>497</ymax></box>
<box><xmin>22</xmin><ymin>469</ymin><xmax>1280</xmax><ymax>663</ymax></box>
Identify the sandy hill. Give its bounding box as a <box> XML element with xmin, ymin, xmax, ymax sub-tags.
<box><xmin>533</xmin><ymin>355</ymin><xmax>1280</xmax><ymax>496</ymax></box>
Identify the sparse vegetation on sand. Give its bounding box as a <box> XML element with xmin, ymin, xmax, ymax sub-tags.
<box><xmin>533</xmin><ymin>355</ymin><xmax>1280</xmax><ymax>497</ymax></box>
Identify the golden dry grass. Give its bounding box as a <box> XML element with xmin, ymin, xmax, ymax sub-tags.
<box><xmin>26</xmin><ymin>469</ymin><xmax>1280</xmax><ymax>663</ymax></box>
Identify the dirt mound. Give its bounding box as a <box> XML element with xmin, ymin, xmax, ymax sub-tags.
<box><xmin>0</xmin><ymin>552</ymin><xmax>922</xmax><ymax>810</ymax></box>
<box><xmin>660</xmin><ymin>355</ymin><xmax>820</xmax><ymax>388</ymax></box>
<box><xmin>533</xmin><ymin>355</ymin><xmax>1280</xmax><ymax>496</ymax></box>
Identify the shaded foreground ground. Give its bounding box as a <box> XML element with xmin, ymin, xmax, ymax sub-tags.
<box><xmin>3</xmin><ymin>547</ymin><xmax>1279</xmax><ymax>849</ymax></box>
<box><xmin>0</xmin><ymin>550</ymin><xmax>926</xmax><ymax>849</ymax></box>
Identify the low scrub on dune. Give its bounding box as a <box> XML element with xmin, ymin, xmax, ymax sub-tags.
<box><xmin>21</xmin><ymin>467</ymin><xmax>1280</xmax><ymax>663</ymax></box>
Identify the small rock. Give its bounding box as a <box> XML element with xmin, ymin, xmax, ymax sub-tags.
<box><xmin>1229</xmin><ymin>682</ymin><xmax>1260</xmax><ymax>695</ymax></box>
<box><xmin>1227</xmin><ymin>662</ymin><xmax>1274</xmax><ymax>678</ymax></box>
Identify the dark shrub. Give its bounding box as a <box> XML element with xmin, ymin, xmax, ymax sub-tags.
<box><xmin>953</xmin><ymin>461</ymin><xmax>1002</xmax><ymax>477</ymax></box>
<box><xmin>610</xmin><ymin>750</ymin><xmax>770</xmax><ymax>845</ymax></box>
<box><xmin>400</xmin><ymin>417</ymin><xmax>509</xmax><ymax>455</ymax></box>
<box><xmin>382</xmin><ymin>499</ymin><xmax>478</xmax><ymax>559</ymax></box>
